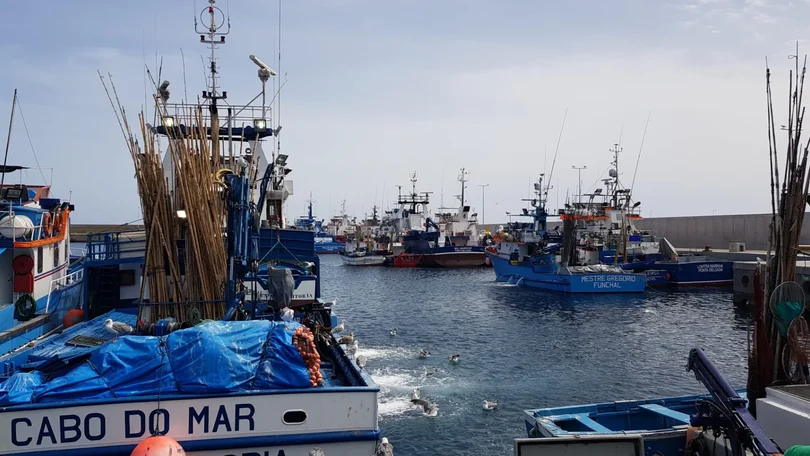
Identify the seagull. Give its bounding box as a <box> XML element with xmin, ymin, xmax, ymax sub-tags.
<box><xmin>104</xmin><ymin>319</ymin><xmax>133</xmax><ymax>341</ymax></box>
<box><xmin>356</xmin><ymin>354</ymin><xmax>367</xmax><ymax>369</ymax></box>
<box><xmin>418</xmin><ymin>349</ymin><xmax>431</xmax><ymax>359</ymax></box>
<box><xmin>309</xmin><ymin>448</ymin><xmax>325</xmax><ymax>456</ymax></box>
<box><xmin>389</xmin><ymin>328</ymin><xmax>397</xmax><ymax>336</ymax></box>
<box><xmin>331</xmin><ymin>320</ymin><xmax>346</xmax><ymax>334</ymax></box>
<box><xmin>411</xmin><ymin>388</ymin><xmax>420</xmax><ymax>400</ymax></box>
<box><xmin>411</xmin><ymin>398</ymin><xmax>438</xmax><ymax>417</ymax></box>
<box><xmin>337</xmin><ymin>332</ymin><xmax>355</xmax><ymax>345</ymax></box>
<box><xmin>323</xmin><ymin>299</ymin><xmax>337</xmax><ymax>309</ymax></box>
<box><xmin>375</xmin><ymin>437</ymin><xmax>394</xmax><ymax>456</ymax></box>
<box><xmin>424</xmin><ymin>368</ymin><xmax>437</xmax><ymax>378</ymax></box>
<box><xmin>448</xmin><ymin>354</ymin><xmax>460</xmax><ymax>364</ymax></box>
<box><xmin>347</xmin><ymin>340</ymin><xmax>359</xmax><ymax>359</ymax></box>
<box><xmin>280</xmin><ymin>307</ymin><xmax>294</xmax><ymax>322</ymax></box>
<box><xmin>482</xmin><ymin>400</ymin><xmax>498</xmax><ymax>410</ymax></box>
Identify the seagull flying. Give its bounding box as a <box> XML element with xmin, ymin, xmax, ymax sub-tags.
<box><xmin>411</xmin><ymin>398</ymin><xmax>438</xmax><ymax>417</ymax></box>
<box><xmin>356</xmin><ymin>354</ymin><xmax>367</xmax><ymax>369</ymax></box>
<box><xmin>375</xmin><ymin>437</ymin><xmax>394</xmax><ymax>456</ymax></box>
<box><xmin>482</xmin><ymin>400</ymin><xmax>498</xmax><ymax>410</ymax></box>
<box><xmin>448</xmin><ymin>354</ymin><xmax>460</xmax><ymax>364</ymax></box>
<box><xmin>280</xmin><ymin>307</ymin><xmax>294</xmax><ymax>322</ymax></box>
<box><xmin>104</xmin><ymin>319</ymin><xmax>133</xmax><ymax>341</ymax></box>
<box><xmin>418</xmin><ymin>349</ymin><xmax>431</xmax><ymax>359</ymax></box>
<box><xmin>389</xmin><ymin>328</ymin><xmax>397</xmax><ymax>336</ymax></box>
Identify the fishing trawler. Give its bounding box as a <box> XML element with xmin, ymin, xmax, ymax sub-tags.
<box><xmin>486</xmin><ymin>174</ymin><xmax>647</xmax><ymax>293</ymax></box>
<box><xmin>0</xmin><ymin>4</ymin><xmax>381</xmax><ymax>456</ymax></box>
<box><xmin>293</xmin><ymin>195</ymin><xmax>345</xmax><ymax>254</ymax></box>
<box><xmin>0</xmin><ymin>91</ymin><xmax>84</xmax><ymax>359</ymax></box>
<box><xmin>561</xmin><ymin>144</ymin><xmax>733</xmax><ymax>287</ymax></box>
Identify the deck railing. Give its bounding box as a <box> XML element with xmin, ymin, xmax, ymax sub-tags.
<box><xmin>45</xmin><ymin>267</ymin><xmax>84</xmax><ymax>313</ymax></box>
<box><xmin>86</xmin><ymin>231</ymin><xmax>147</xmax><ymax>261</ymax></box>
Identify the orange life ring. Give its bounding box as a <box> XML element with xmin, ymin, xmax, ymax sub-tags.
<box><xmin>42</xmin><ymin>213</ymin><xmax>52</xmax><ymax>237</ymax></box>
<box><xmin>52</xmin><ymin>211</ymin><xmax>62</xmax><ymax>235</ymax></box>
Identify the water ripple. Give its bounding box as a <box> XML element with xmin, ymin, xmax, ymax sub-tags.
<box><xmin>320</xmin><ymin>256</ymin><xmax>747</xmax><ymax>456</ymax></box>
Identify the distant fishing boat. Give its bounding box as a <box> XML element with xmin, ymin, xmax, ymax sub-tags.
<box><xmin>292</xmin><ymin>194</ymin><xmax>345</xmax><ymax>254</ymax></box>
<box><xmin>487</xmin><ymin>175</ymin><xmax>647</xmax><ymax>293</ymax></box>
<box><xmin>562</xmin><ymin>144</ymin><xmax>733</xmax><ymax>287</ymax></box>
<box><xmin>392</xmin><ymin>252</ymin><xmax>421</xmax><ymax>267</ymax></box>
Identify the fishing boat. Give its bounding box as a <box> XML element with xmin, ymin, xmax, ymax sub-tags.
<box><xmin>563</xmin><ymin>144</ymin><xmax>733</xmax><ymax>287</ymax></box>
<box><xmin>0</xmin><ymin>91</ymin><xmax>84</xmax><ymax>358</ymax></box>
<box><xmin>487</xmin><ymin>175</ymin><xmax>647</xmax><ymax>293</ymax></box>
<box><xmin>292</xmin><ymin>195</ymin><xmax>345</xmax><ymax>254</ymax></box>
<box><xmin>392</xmin><ymin>171</ymin><xmax>487</xmax><ymax>267</ymax></box>
<box><xmin>392</xmin><ymin>252</ymin><xmax>421</xmax><ymax>267</ymax></box>
<box><xmin>0</xmin><ymin>4</ymin><xmax>382</xmax><ymax>455</ymax></box>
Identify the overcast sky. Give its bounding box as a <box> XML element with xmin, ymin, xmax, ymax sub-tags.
<box><xmin>0</xmin><ymin>0</ymin><xmax>807</xmax><ymax>224</ymax></box>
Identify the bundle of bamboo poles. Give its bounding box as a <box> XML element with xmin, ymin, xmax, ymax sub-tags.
<box><xmin>748</xmin><ymin>51</ymin><xmax>810</xmax><ymax>415</ymax></box>
<box><xmin>100</xmin><ymin>73</ymin><xmax>229</xmax><ymax>323</ymax></box>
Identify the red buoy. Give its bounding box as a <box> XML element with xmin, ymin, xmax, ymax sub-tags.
<box><xmin>63</xmin><ymin>309</ymin><xmax>84</xmax><ymax>328</ymax></box>
<box><xmin>130</xmin><ymin>436</ymin><xmax>185</xmax><ymax>456</ymax></box>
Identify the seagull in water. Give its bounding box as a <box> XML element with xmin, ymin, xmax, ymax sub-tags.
<box><xmin>280</xmin><ymin>307</ymin><xmax>294</xmax><ymax>322</ymax></box>
<box><xmin>389</xmin><ymin>328</ymin><xmax>397</xmax><ymax>336</ymax></box>
<box><xmin>331</xmin><ymin>320</ymin><xmax>346</xmax><ymax>334</ymax></box>
<box><xmin>411</xmin><ymin>388</ymin><xmax>420</xmax><ymax>400</ymax></box>
<box><xmin>356</xmin><ymin>354</ymin><xmax>367</xmax><ymax>369</ymax></box>
<box><xmin>309</xmin><ymin>448</ymin><xmax>325</xmax><ymax>456</ymax></box>
<box><xmin>411</xmin><ymin>398</ymin><xmax>438</xmax><ymax>417</ymax></box>
<box><xmin>448</xmin><ymin>354</ymin><xmax>460</xmax><ymax>364</ymax></box>
<box><xmin>104</xmin><ymin>319</ymin><xmax>133</xmax><ymax>342</ymax></box>
<box><xmin>482</xmin><ymin>400</ymin><xmax>498</xmax><ymax>410</ymax></box>
<box><xmin>375</xmin><ymin>437</ymin><xmax>394</xmax><ymax>456</ymax></box>
<box><xmin>418</xmin><ymin>349</ymin><xmax>431</xmax><ymax>359</ymax></box>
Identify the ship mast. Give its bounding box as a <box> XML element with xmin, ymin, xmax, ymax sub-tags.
<box><xmin>195</xmin><ymin>0</ymin><xmax>230</xmax><ymax>164</ymax></box>
<box><xmin>458</xmin><ymin>167</ymin><xmax>469</xmax><ymax>206</ymax></box>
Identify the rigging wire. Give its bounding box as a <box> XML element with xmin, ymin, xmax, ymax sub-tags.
<box><xmin>14</xmin><ymin>98</ymin><xmax>49</xmax><ymax>186</ymax></box>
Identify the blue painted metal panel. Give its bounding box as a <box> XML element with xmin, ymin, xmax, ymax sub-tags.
<box><xmin>488</xmin><ymin>252</ymin><xmax>646</xmax><ymax>293</ymax></box>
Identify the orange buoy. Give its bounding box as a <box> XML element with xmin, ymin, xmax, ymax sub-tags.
<box><xmin>131</xmin><ymin>436</ymin><xmax>185</xmax><ymax>456</ymax></box>
<box><xmin>63</xmin><ymin>308</ymin><xmax>84</xmax><ymax>328</ymax></box>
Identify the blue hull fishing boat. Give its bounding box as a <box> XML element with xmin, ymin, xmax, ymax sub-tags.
<box><xmin>564</xmin><ymin>144</ymin><xmax>734</xmax><ymax>287</ymax></box>
<box><xmin>488</xmin><ymin>175</ymin><xmax>646</xmax><ymax>293</ymax></box>
<box><xmin>523</xmin><ymin>388</ymin><xmax>747</xmax><ymax>455</ymax></box>
<box><xmin>293</xmin><ymin>195</ymin><xmax>345</xmax><ymax>255</ymax></box>
<box><xmin>0</xmin><ymin>5</ymin><xmax>383</xmax><ymax>455</ymax></box>
<box><xmin>0</xmin><ymin>92</ymin><xmax>85</xmax><ymax>359</ymax></box>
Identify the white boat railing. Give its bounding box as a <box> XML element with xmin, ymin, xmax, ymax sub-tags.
<box><xmin>45</xmin><ymin>267</ymin><xmax>84</xmax><ymax>313</ymax></box>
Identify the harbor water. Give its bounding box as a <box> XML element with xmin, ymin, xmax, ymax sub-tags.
<box><xmin>319</xmin><ymin>255</ymin><xmax>750</xmax><ymax>456</ymax></box>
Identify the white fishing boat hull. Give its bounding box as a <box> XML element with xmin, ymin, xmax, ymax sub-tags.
<box><xmin>339</xmin><ymin>254</ymin><xmax>386</xmax><ymax>266</ymax></box>
<box><xmin>0</xmin><ymin>389</ymin><xmax>379</xmax><ymax>456</ymax></box>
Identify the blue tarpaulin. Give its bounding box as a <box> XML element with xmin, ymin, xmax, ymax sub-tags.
<box><xmin>0</xmin><ymin>320</ymin><xmax>311</xmax><ymax>406</ymax></box>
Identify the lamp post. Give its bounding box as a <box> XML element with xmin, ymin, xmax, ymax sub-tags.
<box><xmin>572</xmin><ymin>165</ymin><xmax>587</xmax><ymax>205</ymax></box>
<box><xmin>479</xmin><ymin>184</ymin><xmax>489</xmax><ymax>225</ymax></box>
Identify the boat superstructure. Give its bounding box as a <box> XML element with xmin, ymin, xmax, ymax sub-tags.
<box><xmin>0</xmin><ymin>4</ymin><xmax>382</xmax><ymax>455</ymax></box>
<box><xmin>293</xmin><ymin>194</ymin><xmax>345</xmax><ymax>254</ymax></box>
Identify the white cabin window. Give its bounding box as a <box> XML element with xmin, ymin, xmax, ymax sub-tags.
<box><xmin>37</xmin><ymin>247</ymin><xmax>43</xmax><ymax>273</ymax></box>
<box><xmin>54</xmin><ymin>243</ymin><xmax>60</xmax><ymax>267</ymax></box>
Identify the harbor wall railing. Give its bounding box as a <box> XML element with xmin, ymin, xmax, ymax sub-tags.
<box><xmin>479</xmin><ymin>212</ymin><xmax>810</xmax><ymax>251</ymax></box>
